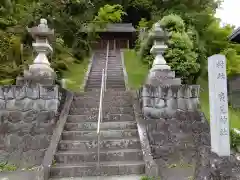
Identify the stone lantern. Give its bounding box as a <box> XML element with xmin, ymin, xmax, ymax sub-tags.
<box><xmin>146</xmin><ymin>22</ymin><xmax>181</xmax><ymax>85</ymax></box>
<box><xmin>150</xmin><ymin>22</ymin><xmax>170</xmax><ymax>71</ymax></box>
<box><xmin>17</xmin><ymin>18</ymin><xmax>56</xmax><ymax>85</ymax></box>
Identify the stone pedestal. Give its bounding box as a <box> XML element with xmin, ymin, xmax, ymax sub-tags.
<box><xmin>146</xmin><ymin>69</ymin><xmax>181</xmax><ymax>86</ymax></box>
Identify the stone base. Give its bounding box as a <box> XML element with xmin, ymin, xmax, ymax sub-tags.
<box><xmin>16</xmin><ymin>67</ymin><xmax>57</xmax><ymax>86</ymax></box>
<box><xmin>16</xmin><ymin>75</ymin><xmax>55</xmax><ymax>86</ymax></box>
<box><xmin>146</xmin><ymin>77</ymin><xmax>181</xmax><ymax>86</ymax></box>
<box><xmin>147</xmin><ymin>69</ymin><xmax>181</xmax><ymax>86</ymax></box>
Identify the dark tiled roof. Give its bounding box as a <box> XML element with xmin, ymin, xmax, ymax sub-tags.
<box><xmin>229</xmin><ymin>27</ymin><xmax>240</xmax><ymax>43</ymax></box>
<box><xmin>104</xmin><ymin>23</ymin><xmax>136</xmax><ymax>32</ymax></box>
<box><xmin>80</xmin><ymin>23</ymin><xmax>136</xmax><ymax>32</ymax></box>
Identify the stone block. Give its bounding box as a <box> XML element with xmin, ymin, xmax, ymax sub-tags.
<box><xmin>20</xmin><ymin>134</ymin><xmax>33</xmax><ymax>152</ymax></box>
<box><xmin>186</xmin><ymin>98</ymin><xmax>199</xmax><ymax>111</ymax></box>
<box><xmin>0</xmin><ymin>99</ymin><xmax>6</xmax><ymax>110</ymax></box>
<box><xmin>147</xmin><ymin>78</ymin><xmax>181</xmax><ymax>86</ymax></box>
<box><xmin>177</xmin><ymin>86</ymin><xmax>190</xmax><ymax>98</ymax></box>
<box><xmin>45</xmin><ymin>99</ymin><xmax>59</xmax><ymax>112</ymax></box>
<box><xmin>170</xmin><ymin>85</ymin><xmax>180</xmax><ymax>98</ymax></box>
<box><xmin>20</xmin><ymin>149</ymin><xmax>45</xmax><ymax>167</ymax></box>
<box><xmin>7</xmin><ymin>121</ymin><xmax>34</xmax><ymax>136</ymax></box>
<box><xmin>31</xmin><ymin>135</ymin><xmax>50</xmax><ymax>150</ymax></box>
<box><xmin>8</xmin><ymin>111</ymin><xmax>23</xmax><ymax>123</ymax></box>
<box><xmin>23</xmin><ymin>110</ymin><xmax>37</xmax><ymax>123</ymax></box>
<box><xmin>0</xmin><ymin>150</ymin><xmax>9</xmax><ymax>162</ymax></box>
<box><xmin>40</xmin><ymin>85</ymin><xmax>59</xmax><ymax>100</ymax></box>
<box><xmin>32</xmin><ymin>99</ymin><xmax>46</xmax><ymax>111</ymax></box>
<box><xmin>26</xmin><ymin>85</ymin><xmax>40</xmax><ymax>99</ymax></box>
<box><xmin>7</xmin><ymin>150</ymin><xmax>22</xmax><ymax>166</ymax></box>
<box><xmin>32</xmin><ymin>123</ymin><xmax>53</xmax><ymax>135</ymax></box>
<box><xmin>152</xmin><ymin>69</ymin><xmax>175</xmax><ymax>78</ymax></box>
<box><xmin>189</xmin><ymin>85</ymin><xmax>200</xmax><ymax>98</ymax></box>
<box><xmin>0</xmin><ymin>111</ymin><xmax>9</xmax><ymax>125</ymax></box>
<box><xmin>6</xmin><ymin>99</ymin><xmax>17</xmax><ymax>110</ymax></box>
<box><xmin>36</xmin><ymin>111</ymin><xmax>55</xmax><ymax>123</ymax></box>
<box><xmin>143</xmin><ymin>97</ymin><xmax>153</xmax><ymax>107</ymax></box>
<box><xmin>5</xmin><ymin>134</ymin><xmax>21</xmax><ymax>151</ymax></box>
<box><xmin>14</xmin><ymin>98</ymin><xmax>34</xmax><ymax>111</ymax></box>
<box><xmin>3</xmin><ymin>86</ymin><xmax>15</xmax><ymax>99</ymax></box>
<box><xmin>154</xmin><ymin>98</ymin><xmax>166</xmax><ymax>109</ymax></box>
<box><xmin>142</xmin><ymin>85</ymin><xmax>152</xmax><ymax>97</ymax></box>
<box><xmin>0</xmin><ymin>87</ymin><xmax>4</xmax><ymax>99</ymax></box>
<box><xmin>167</xmin><ymin>98</ymin><xmax>178</xmax><ymax>110</ymax></box>
<box><xmin>0</xmin><ymin>135</ymin><xmax>5</xmax><ymax>149</ymax></box>
<box><xmin>15</xmin><ymin>86</ymin><xmax>26</xmax><ymax>100</ymax></box>
<box><xmin>177</xmin><ymin>98</ymin><xmax>187</xmax><ymax>110</ymax></box>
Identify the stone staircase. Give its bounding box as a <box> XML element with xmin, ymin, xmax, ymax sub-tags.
<box><xmin>50</xmin><ymin>91</ymin><xmax>145</xmax><ymax>178</ymax></box>
<box><xmin>50</xmin><ymin>50</ymin><xmax>144</xmax><ymax>178</ymax></box>
<box><xmin>85</xmin><ymin>50</ymin><xmax>125</xmax><ymax>91</ymax></box>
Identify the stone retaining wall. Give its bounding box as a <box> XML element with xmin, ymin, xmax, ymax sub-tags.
<box><xmin>0</xmin><ymin>85</ymin><xmax>63</xmax><ymax>168</ymax></box>
<box><xmin>141</xmin><ymin>84</ymin><xmax>200</xmax><ymax>118</ymax></box>
<box><xmin>194</xmin><ymin>113</ymin><xmax>240</xmax><ymax>180</ymax></box>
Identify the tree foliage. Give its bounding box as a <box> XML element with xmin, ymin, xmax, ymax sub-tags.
<box><xmin>0</xmin><ymin>0</ymin><xmax>239</xmax><ymax>84</ymax></box>
<box><xmin>0</xmin><ymin>1</ymin><xmax>126</xmax><ymax>83</ymax></box>
<box><xmin>160</xmin><ymin>15</ymin><xmax>200</xmax><ymax>84</ymax></box>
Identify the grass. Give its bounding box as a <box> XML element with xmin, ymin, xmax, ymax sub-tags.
<box><xmin>123</xmin><ymin>49</ymin><xmax>149</xmax><ymax>89</ymax></box>
<box><xmin>198</xmin><ymin>78</ymin><xmax>240</xmax><ymax>129</ymax></box>
<box><xmin>62</xmin><ymin>57</ymin><xmax>90</xmax><ymax>92</ymax></box>
<box><xmin>0</xmin><ymin>162</ymin><xmax>17</xmax><ymax>172</ymax></box>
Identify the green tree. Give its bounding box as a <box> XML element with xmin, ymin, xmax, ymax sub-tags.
<box><xmin>94</xmin><ymin>4</ymin><xmax>126</xmax><ymax>24</ymax></box>
<box><xmin>160</xmin><ymin>14</ymin><xmax>200</xmax><ymax>84</ymax></box>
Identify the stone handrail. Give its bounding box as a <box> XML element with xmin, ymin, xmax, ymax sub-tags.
<box><xmin>131</xmin><ymin>91</ymin><xmax>159</xmax><ymax>177</ymax></box>
<box><xmin>42</xmin><ymin>90</ymin><xmax>73</xmax><ymax>180</ymax></box>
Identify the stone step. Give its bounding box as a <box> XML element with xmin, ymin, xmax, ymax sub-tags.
<box><xmin>67</xmin><ymin>114</ymin><xmax>135</xmax><ymax>123</ymax></box>
<box><xmin>55</xmin><ymin>149</ymin><xmax>143</xmax><ymax>164</ymax></box>
<box><xmin>64</xmin><ymin>121</ymin><xmax>137</xmax><ymax>131</ymax></box>
<box><xmin>50</xmin><ymin>161</ymin><xmax>145</xmax><ymax>177</ymax></box>
<box><xmin>58</xmin><ymin>138</ymin><xmax>141</xmax><ymax>151</ymax></box>
<box><xmin>71</xmin><ymin>101</ymin><xmax>132</xmax><ymax>108</ymax></box>
<box><xmin>89</xmin><ymin>77</ymin><xmax>124</xmax><ymax>80</ymax></box>
<box><xmin>87</xmin><ymin>81</ymin><xmax>125</xmax><ymax>84</ymax></box>
<box><xmin>106</xmin><ymin>86</ymin><xmax>125</xmax><ymax>89</ymax></box>
<box><xmin>62</xmin><ymin>129</ymin><xmax>138</xmax><ymax>140</ymax></box>
<box><xmin>49</xmin><ymin>174</ymin><xmax>143</xmax><ymax>180</ymax></box>
<box><xmin>89</xmin><ymin>75</ymin><xmax>124</xmax><ymax>78</ymax></box>
<box><xmin>86</xmin><ymin>83</ymin><xmax>102</xmax><ymax>86</ymax></box>
<box><xmin>69</xmin><ymin>107</ymin><xmax>133</xmax><ymax>116</ymax></box>
<box><xmin>74</xmin><ymin>91</ymin><xmax>129</xmax><ymax>98</ymax></box>
<box><xmin>106</xmin><ymin>83</ymin><xmax>125</xmax><ymax>85</ymax></box>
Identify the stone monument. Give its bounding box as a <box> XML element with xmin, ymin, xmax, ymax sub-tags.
<box><xmin>208</xmin><ymin>54</ymin><xmax>230</xmax><ymax>156</ymax></box>
<box><xmin>17</xmin><ymin>18</ymin><xmax>55</xmax><ymax>85</ymax></box>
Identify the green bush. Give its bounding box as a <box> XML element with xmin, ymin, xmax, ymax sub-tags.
<box><xmin>160</xmin><ymin>14</ymin><xmax>185</xmax><ymax>33</ymax></box>
<box><xmin>230</xmin><ymin>129</ymin><xmax>240</xmax><ymax>151</ymax></box>
<box><xmin>160</xmin><ymin>14</ymin><xmax>200</xmax><ymax>84</ymax></box>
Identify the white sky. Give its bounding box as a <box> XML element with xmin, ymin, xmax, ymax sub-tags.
<box><xmin>215</xmin><ymin>0</ymin><xmax>240</xmax><ymax>28</ymax></box>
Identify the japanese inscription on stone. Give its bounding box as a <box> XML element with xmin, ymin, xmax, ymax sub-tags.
<box><xmin>208</xmin><ymin>54</ymin><xmax>230</xmax><ymax>156</ymax></box>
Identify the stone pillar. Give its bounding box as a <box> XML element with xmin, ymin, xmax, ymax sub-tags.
<box><xmin>17</xmin><ymin>18</ymin><xmax>56</xmax><ymax>86</ymax></box>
